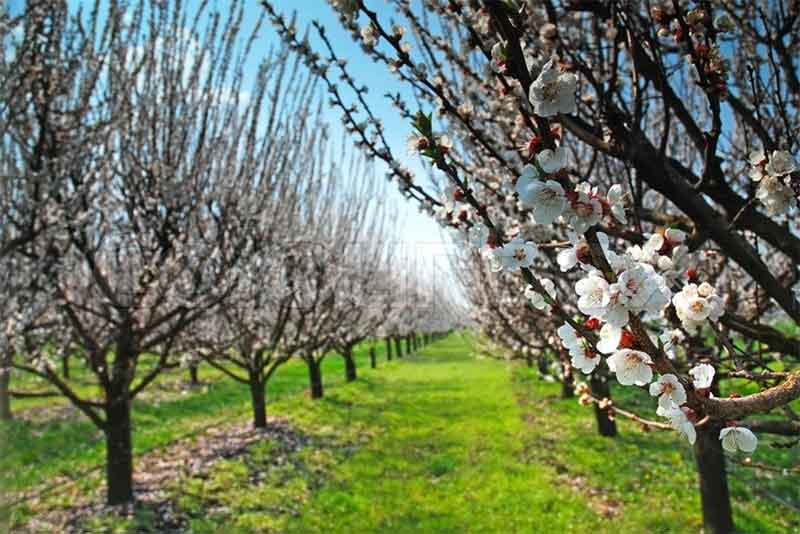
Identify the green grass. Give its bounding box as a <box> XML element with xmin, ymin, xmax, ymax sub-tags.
<box><xmin>275</xmin><ymin>333</ymin><xmax>600</xmax><ymax>533</ymax></box>
<box><xmin>513</xmin><ymin>368</ymin><xmax>799</xmax><ymax>533</ymax></box>
<box><xmin>3</xmin><ymin>333</ymin><xmax>798</xmax><ymax>532</ymax></box>
<box><xmin>0</xmin><ymin>341</ymin><xmax>390</xmax><ymax>497</ymax></box>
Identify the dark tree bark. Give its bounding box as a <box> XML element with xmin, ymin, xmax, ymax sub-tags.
<box><xmin>590</xmin><ymin>371</ymin><xmax>617</xmax><ymax>437</ymax></box>
<box><xmin>694</xmin><ymin>421</ymin><xmax>734</xmax><ymax>534</ymax></box>
<box><xmin>537</xmin><ymin>355</ymin><xmax>549</xmax><ymax>375</ymax></box>
<box><xmin>526</xmin><ymin>354</ymin><xmax>533</xmax><ymax>368</ymax></box>
<box><xmin>343</xmin><ymin>345</ymin><xmax>357</xmax><ymax>382</ymax></box>
<box><xmin>188</xmin><ymin>362</ymin><xmax>199</xmax><ymax>386</ymax></box>
<box><xmin>386</xmin><ymin>337</ymin><xmax>393</xmax><ymax>360</ymax></box>
<box><xmin>308</xmin><ymin>359</ymin><xmax>324</xmax><ymax>399</ymax></box>
<box><xmin>405</xmin><ymin>335</ymin><xmax>411</xmax><ymax>355</ymax></box>
<box><xmin>249</xmin><ymin>377</ymin><xmax>267</xmax><ymax>428</ymax></box>
<box><xmin>104</xmin><ymin>397</ymin><xmax>134</xmax><ymax>505</ymax></box>
<box><xmin>0</xmin><ymin>368</ymin><xmax>11</xmax><ymax>421</ymax></box>
<box><xmin>103</xmin><ymin>331</ymin><xmax>136</xmax><ymax>505</ymax></box>
<box><xmin>395</xmin><ymin>337</ymin><xmax>403</xmax><ymax>358</ymax></box>
<box><xmin>369</xmin><ymin>346</ymin><xmax>376</xmax><ymax>369</ymax></box>
<box><xmin>561</xmin><ymin>358</ymin><xmax>575</xmax><ymax>399</ymax></box>
<box><xmin>62</xmin><ymin>354</ymin><xmax>70</xmax><ymax>379</ymax></box>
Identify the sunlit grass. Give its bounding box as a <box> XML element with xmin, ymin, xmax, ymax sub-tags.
<box><xmin>3</xmin><ymin>333</ymin><xmax>797</xmax><ymax>532</ymax></box>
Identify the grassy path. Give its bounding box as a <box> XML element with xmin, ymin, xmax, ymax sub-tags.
<box><xmin>6</xmin><ymin>333</ymin><xmax>798</xmax><ymax>532</ymax></box>
<box><xmin>281</xmin><ymin>333</ymin><xmax>599</xmax><ymax>533</ymax></box>
<box><xmin>279</xmin><ymin>333</ymin><xmax>797</xmax><ymax>533</ymax></box>
<box><xmin>1</xmin><ymin>341</ymin><xmax>389</xmax><ymax>494</ymax></box>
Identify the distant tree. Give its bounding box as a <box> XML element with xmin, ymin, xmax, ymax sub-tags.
<box><xmin>2</xmin><ymin>0</ymin><xmax>291</xmax><ymax>505</ymax></box>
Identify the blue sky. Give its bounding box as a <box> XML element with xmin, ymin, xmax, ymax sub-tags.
<box><xmin>263</xmin><ymin>1</ymin><xmax>454</xmax><ymax>290</ymax></box>
<box><xmin>261</xmin><ymin>0</ymin><xmax>450</xmax><ymax>274</ymax></box>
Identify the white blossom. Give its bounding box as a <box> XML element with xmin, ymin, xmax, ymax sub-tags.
<box><xmin>614</xmin><ymin>263</ymin><xmax>671</xmax><ymax>316</ymax></box>
<box><xmin>528</xmin><ymin>58</ymin><xmax>578</xmax><ymax>117</ymax></box>
<box><xmin>596</xmin><ymin>323</ymin><xmax>621</xmax><ymax>354</ymax></box>
<box><xmin>658</xmin><ymin>329</ymin><xmax>685</xmax><ymax>360</ymax></box>
<box><xmin>536</xmin><ymin>147</ymin><xmax>567</xmax><ymax>174</ymax></box>
<box><xmin>360</xmin><ymin>25</ymin><xmax>378</xmax><ymax>47</ymax></box>
<box><xmin>756</xmin><ymin>175</ymin><xmax>796</xmax><ymax>215</ymax></box>
<box><xmin>565</xmin><ymin>182</ymin><xmax>603</xmax><ymax>234</ymax></box>
<box><xmin>558</xmin><ymin>324</ymin><xmax>600</xmax><ymax>374</ymax></box>
<box><xmin>658</xmin><ymin>405</ymin><xmax>697</xmax><ymax>444</ymax></box>
<box><xmin>607</xmin><ymin>184</ymin><xmax>627</xmax><ymax>224</ymax></box>
<box><xmin>406</xmin><ymin>133</ymin><xmax>429</xmax><ymax>154</ymax></box>
<box><xmin>749</xmin><ymin>149</ymin><xmax>766</xmax><ymax>167</ymax></box>
<box><xmin>664</xmin><ymin>228</ymin><xmax>686</xmax><ymax>243</ymax></box>
<box><xmin>516</xmin><ymin>165</ymin><xmax>567</xmax><ymax>225</ymax></box>
<box><xmin>570</xmin><ymin>345</ymin><xmax>600</xmax><ymax>374</ymax></box>
<box><xmin>602</xmin><ymin>283</ymin><xmax>630</xmax><ymax>327</ymax></box>
<box><xmin>649</xmin><ymin>373</ymin><xmax>687</xmax><ymax>410</ymax></box>
<box><xmin>765</xmin><ymin>150</ymin><xmax>797</xmax><ymax>177</ymax></box>
<box><xmin>672</xmin><ymin>282</ymin><xmax>725</xmax><ymax>333</ymax></box>
<box><xmin>627</xmin><ymin>234</ymin><xmax>665</xmax><ymax>265</ymax></box>
<box><xmin>625</xmin><ymin>232</ymin><xmax>685</xmax><ymax>279</ymax></box>
<box><xmin>490</xmin><ymin>238</ymin><xmax>539</xmax><ymax>271</ymax></box>
<box><xmin>557</xmin><ymin>323</ymin><xmax>580</xmax><ymax>350</ymax></box>
<box><xmin>607</xmin><ymin>349</ymin><xmax>653</xmax><ymax>385</ymax></box>
<box><xmin>575</xmin><ymin>272</ymin><xmax>610</xmax><ymax>317</ymax></box>
<box><xmin>689</xmin><ymin>363</ymin><xmax>715</xmax><ymax>389</ymax></box>
<box><xmin>557</xmin><ymin>231</ymin><xmax>610</xmax><ymax>272</ymax></box>
<box><xmin>719</xmin><ymin>426</ymin><xmax>758</xmax><ymax>453</ymax></box>
<box><xmin>525</xmin><ymin>279</ymin><xmax>555</xmax><ymax>310</ymax></box>
<box><xmin>749</xmin><ymin>149</ymin><xmax>767</xmax><ymax>181</ymax></box>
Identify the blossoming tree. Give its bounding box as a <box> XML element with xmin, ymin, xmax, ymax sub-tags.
<box><xmin>0</xmin><ymin>0</ymin><xmax>322</xmax><ymax>505</ymax></box>
<box><xmin>264</xmin><ymin>0</ymin><xmax>800</xmax><ymax>531</ymax></box>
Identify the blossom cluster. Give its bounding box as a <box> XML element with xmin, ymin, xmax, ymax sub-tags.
<box><xmin>313</xmin><ymin>1</ymin><xmax>781</xmax><ymax>457</ymax></box>
<box><xmin>749</xmin><ymin>149</ymin><xmax>798</xmax><ymax>216</ymax></box>
<box><xmin>436</xmin><ymin>54</ymin><xmax>769</xmax><ymax>452</ymax></box>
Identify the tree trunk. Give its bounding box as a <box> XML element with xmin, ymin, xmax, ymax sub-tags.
<box><xmin>395</xmin><ymin>337</ymin><xmax>403</xmax><ymax>358</ymax></box>
<box><xmin>694</xmin><ymin>421</ymin><xmax>734</xmax><ymax>534</ymax></box>
<box><xmin>62</xmin><ymin>354</ymin><xmax>70</xmax><ymax>379</ymax></box>
<box><xmin>526</xmin><ymin>354</ymin><xmax>533</xmax><ymax>368</ymax></box>
<box><xmin>343</xmin><ymin>346</ymin><xmax>357</xmax><ymax>382</ymax></box>
<box><xmin>249</xmin><ymin>377</ymin><xmax>267</xmax><ymax>428</ymax></box>
<box><xmin>308</xmin><ymin>359</ymin><xmax>324</xmax><ymax>399</ymax></box>
<box><xmin>188</xmin><ymin>362</ymin><xmax>199</xmax><ymax>386</ymax></box>
<box><xmin>590</xmin><ymin>371</ymin><xmax>617</xmax><ymax>437</ymax></box>
<box><xmin>369</xmin><ymin>347</ymin><xmax>376</xmax><ymax>369</ymax></box>
<box><xmin>537</xmin><ymin>355</ymin><xmax>549</xmax><ymax>375</ymax></box>
<box><xmin>0</xmin><ymin>368</ymin><xmax>12</xmax><ymax>421</ymax></box>
<box><xmin>386</xmin><ymin>338</ymin><xmax>393</xmax><ymax>360</ymax></box>
<box><xmin>104</xmin><ymin>398</ymin><xmax>134</xmax><ymax>505</ymax></box>
<box><xmin>405</xmin><ymin>336</ymin><xmax>411</xmax><ymax>355</ymax></box>
<box><xmin>561</xmin><ymin>360</ymin><xmax>575</xmax><ymax>399</ymax></box>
